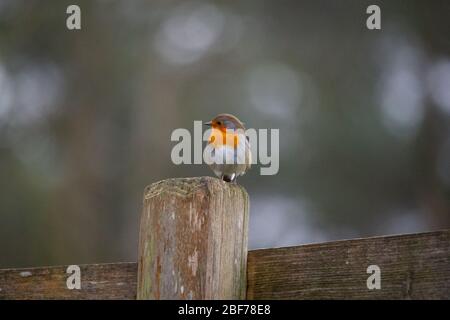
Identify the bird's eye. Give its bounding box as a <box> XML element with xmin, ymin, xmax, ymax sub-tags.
<box><xmin>216</xmin><ymin>121</ymin><xmax>222</xmax><ymax>126</ymax></box>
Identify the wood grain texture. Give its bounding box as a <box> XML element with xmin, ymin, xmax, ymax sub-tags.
<box><xmin>247</xmin><ymin>230</ymin><xmax>450</xmax><ymax>299</ymax></box>
<box><xmin>137</xmin><ymin>177</ymin><xmax>249</xmax><ymax>300</ymax></box>
<box><xmin>0</xmin><ymin>262</ymin><xmax>136</xmax><ymax>300</ymax></box>
<box><xmin>1</xmin><ymin>231</ymin><xmax>449</xmax><ymax>300</ymax></box>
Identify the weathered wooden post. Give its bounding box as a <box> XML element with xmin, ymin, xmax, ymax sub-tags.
<box><xmin>137</xmin><ymin>177</ymin><xmax>249</xmax><ymax>300</ymax></box>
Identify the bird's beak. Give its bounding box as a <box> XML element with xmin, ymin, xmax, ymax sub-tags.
<box><xmin>203</xmin><ymin>121</ymin><xmax>212</xmax><ymax>126</ymax></box>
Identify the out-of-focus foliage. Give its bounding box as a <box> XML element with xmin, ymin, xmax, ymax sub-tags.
<box><xmin>0</xmin><ymin>0</ymin><xmax>449</xmax><ymax>267</ymax></box>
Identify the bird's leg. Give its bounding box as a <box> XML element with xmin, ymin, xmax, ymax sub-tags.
<box><xmin>221</xmin><ymin>174</ymin><xmax>233</xmax><ymax>183</ymax></box>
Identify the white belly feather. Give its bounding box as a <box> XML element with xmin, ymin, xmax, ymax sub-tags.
<box><xmin>205</xmin><ymin>137</ymin><xmax>251</xmax><ymax>179</ymax></box>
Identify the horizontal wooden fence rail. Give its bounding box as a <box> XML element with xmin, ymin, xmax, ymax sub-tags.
<box><xmin>1</xmin><ymin>229</ymin><xmax>449</xmax><ymax>299</ymax></box>
<box><xmin>0</xmin><ymin>263</ymin><xmax>137</xmax><ymax>300</ymax></box>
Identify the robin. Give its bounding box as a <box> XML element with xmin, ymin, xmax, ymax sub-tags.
<box><xmin>204</xmin><ymin>114</ymin><xmax>252</xmax><ymax>183</ymax></box>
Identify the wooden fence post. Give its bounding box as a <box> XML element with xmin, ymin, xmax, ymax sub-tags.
<box><xmin>137</xmin><ymin>177</ymin><xmax>249</xmax><ymax>300</ymax></box>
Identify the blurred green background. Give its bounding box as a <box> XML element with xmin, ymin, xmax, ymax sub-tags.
<box><xmin>0</xmin><ymin>0</ymin><xmax>449</xmax><ymax>268</ymax></box>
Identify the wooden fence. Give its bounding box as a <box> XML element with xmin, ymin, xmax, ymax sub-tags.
<box><xmin>1</xmin><ymin>177</ymin><xmax>449</xmax><ymax>299</ymax></box>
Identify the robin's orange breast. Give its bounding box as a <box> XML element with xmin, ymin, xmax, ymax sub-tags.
<box><xmin>208</xmin><ymin>128</ymin><xmax>239</xmax><ymax>148</ymax></box>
